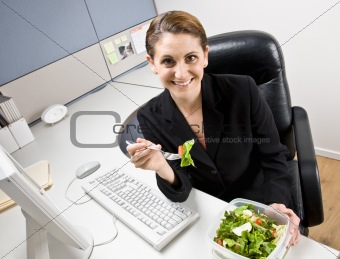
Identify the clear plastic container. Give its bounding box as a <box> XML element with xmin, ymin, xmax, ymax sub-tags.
<box><xmin>207</xmin><ymin>198</ymin><xmax>291</xmax><ymax>259</ymax></box>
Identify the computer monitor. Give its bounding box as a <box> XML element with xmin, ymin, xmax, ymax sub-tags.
<box><xmin>0</xmin><ymin>145</ymin><xmax>94</xmax><ymax>259</ymax></box>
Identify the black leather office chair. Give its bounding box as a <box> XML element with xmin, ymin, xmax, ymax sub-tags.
<box><xmin>118</xmin><ymin>30</ymin><xmax>324</xmax><ymax>235</ymax></box>
<box><xmin>204</xmin><ymin>30</ymin><xmax>323</xmax><ymax>235</ymax></box>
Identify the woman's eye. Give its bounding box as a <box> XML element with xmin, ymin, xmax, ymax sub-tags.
<box><xmin>162</xmin><ymin>59</ymin><xmax>175</xmax><ymax>66</ymax></box>
<box><xmin>186</xmin><ymin>55</ymin><xmax>197</xmax><ymax>62</ymax></box>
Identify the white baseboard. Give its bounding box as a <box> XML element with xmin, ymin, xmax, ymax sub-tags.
<box><xmin>315</xmin><ymin>147</ymin><xmax>340</xmax><ymax>160</ymax></box>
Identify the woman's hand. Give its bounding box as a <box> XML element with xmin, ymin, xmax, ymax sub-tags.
<box><xmin>126</xmin><ymin>138</ymin><xmax>165</xmax><ymax>171</ymax></box>
<box><xmin>126</xmin><ymin>138</ymin><xmax>177</xmax><ymax>185</ymax></box>
<box><xmin>270</xmin><ymin>203</ymin><xmax>301</xmax><ymax>247</ymax></box>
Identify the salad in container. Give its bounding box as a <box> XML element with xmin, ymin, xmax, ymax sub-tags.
<box><xmin>207</xmin><ymin>198</ymin><xmax>291</xmax><ymax>259</ymax></box>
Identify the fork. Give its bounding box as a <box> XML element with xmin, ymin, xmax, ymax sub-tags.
<box><xmin>125</xmin><ymin>140</ymin><xmax>181</xmax><ymax>160</ymax></box>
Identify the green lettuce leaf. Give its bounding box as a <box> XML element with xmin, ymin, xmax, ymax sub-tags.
<box><xmin>180</xmin><ymin>139</ymin><xmax>195</xmax><ymax>167</ymax></box>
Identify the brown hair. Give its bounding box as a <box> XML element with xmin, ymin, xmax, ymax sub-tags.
<box><xmin>146</xmin><ymin>11</ymin><xmax>208</xmax><ymax>59</ymax></box>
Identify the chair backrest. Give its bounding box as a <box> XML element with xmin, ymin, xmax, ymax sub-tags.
<box><xmin>117</xmin><ymin>109</ymin><xmax>144</xmax><ymax>157</ymax></box>
<box><xmin>205</xmin><ymin>30</ymin><xmax>295</xmax><ymax>159</ymax></box>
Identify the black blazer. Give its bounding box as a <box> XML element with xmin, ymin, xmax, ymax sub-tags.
<box><xmin>137</xmin><ymin>74</ymin><xmax>293</xmax><ymax>208</ymax></box>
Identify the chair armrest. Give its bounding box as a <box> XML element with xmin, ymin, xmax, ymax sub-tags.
<box><xmin>292</xmin><ymin>106</ymin><xmax>324</xmax><ymax>227</ymax></box>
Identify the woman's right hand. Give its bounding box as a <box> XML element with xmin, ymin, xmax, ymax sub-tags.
<box><xmin>126</xmin><ymin>138</ymin><xmax>166</xmax><ymax>171</ymax></box>
<box><xmin>126</xmin><ymin>138</ymin><xmax>177</xmax><ymax>185</ymax></box>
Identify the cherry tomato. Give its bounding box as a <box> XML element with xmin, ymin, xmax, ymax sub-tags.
<box><xmin>255</xmin><ymin>217</ymin><xmax>262</xmax><ymax>226</ymax></box>
<box><xmin>178</xmin><ymin>145</ymin><xmax>184</xmax><ymax>157</ymax></box>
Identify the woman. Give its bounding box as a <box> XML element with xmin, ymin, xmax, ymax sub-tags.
<box><xmin>127</xmin><ymin>10</ymin><xmax>300</xmax><ymax>245</ymax></box>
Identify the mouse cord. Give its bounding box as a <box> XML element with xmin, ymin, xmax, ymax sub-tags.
<box><xmin>93</xmin><ymin>215</ymin><xmax>118</xmax><ymax>247</ymax></box>
<box><xmin>64</xmin><ymin>178</ymin><xmax>118</xmax><ymax>251</ymax></box>
<box><xmin>65</xmin><ymin>178</ymin><xmax>118</xmax><ymax>248</ymax></box>
<box><xmin>65</xmin><ymin>177</ymin><xmax>93</xmax><ymax>205</ymax></box>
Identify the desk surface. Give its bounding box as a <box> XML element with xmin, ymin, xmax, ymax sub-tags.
<box><xmin>0</xmin><ymin>65</ymin><xmax>339</xmax><ymax>259</ymax></box>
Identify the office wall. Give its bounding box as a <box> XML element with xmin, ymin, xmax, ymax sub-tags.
<box><xmin>154</xmin><ymin>0</ymin><xmax>340</xmax><ymax>160</ymax></box>
<box><xmin>0</xmin><ymin>0</ymin><xmax>156</xmax><ymax>123</ymax></box>
<box><xmin>0</xmin><ymin>0</ymin><xmax>99</xmax><ymax>85</ymax></box>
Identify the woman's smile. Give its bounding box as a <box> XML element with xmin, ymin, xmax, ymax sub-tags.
<box><xmin>171</xmin><ymin>78</ymin><xmax>193</xmax><ymax>88</ymax></box>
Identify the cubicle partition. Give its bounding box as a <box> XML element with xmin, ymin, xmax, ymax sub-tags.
<box><xmin>0</xmin><ymin>0</ymin><xmax>157</xmax><ymax>124</ymax></box>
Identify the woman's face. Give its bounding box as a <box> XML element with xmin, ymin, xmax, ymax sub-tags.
<box><xmin>147</xmin><ymin>32</ymin><xmax>208</xmax><ymax>101</ymax></box>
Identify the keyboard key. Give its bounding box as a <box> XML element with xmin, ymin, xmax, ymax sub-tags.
<box><xmin>174</xmin><ymin>210</ymin><xmax>187</xmax><ymax>220</ymax></box>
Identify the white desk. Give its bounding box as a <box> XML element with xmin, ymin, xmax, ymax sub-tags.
<box><xmin>1</xmin><ymin>65</ymin><xmax>339</xmax><ymax>259</ymax></box>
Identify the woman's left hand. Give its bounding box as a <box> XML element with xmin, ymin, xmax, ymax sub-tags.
<box><xmin>270</xmin><ymin>203</ymin><xmax>301</xmax><ymax>247</ymax></box>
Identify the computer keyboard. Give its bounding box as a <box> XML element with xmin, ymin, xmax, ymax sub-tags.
<box><xmin>81</xmin><ymin>168</ymin><xmax>199</xmax><ymax>251</ymax></box>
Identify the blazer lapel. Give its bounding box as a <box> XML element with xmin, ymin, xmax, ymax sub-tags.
<box><xmin>161</xmin><ymin>90</ymin><xmax>217</xmax><ymax>169</ymax></box>
<box><xmin>161</xmin><ymin>90</ymin><xmax>193</xmax><ymax>144</ymax></box>
<box><xmin>201</xmin><ymin>75</ymin><xmax>224</xmax><ymax>161</ymax></box>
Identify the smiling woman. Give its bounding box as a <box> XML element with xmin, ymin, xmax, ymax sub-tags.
<box><xmin>125</xmin><ymin>10</ymin><xmax>301</xmax><ymax>247</ymax></box>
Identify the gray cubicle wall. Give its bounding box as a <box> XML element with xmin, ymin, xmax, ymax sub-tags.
<box><xmin>0</xmin><ymin>0</ymin><xmax>157</xmax><ymax>123</ymax></box>
<box><xmin>85</xmin><ymin>0</ymin><xmax>156</xmax><ymax>41</ymax></box>
<box><xmin>85</xmin><ymin>0</ymin><xmax>157</xmax><ymax>80</ymax></box>
<box><xmin>0</xmin><ymin>0</ymin><xmax>99</xmax><ymax>85</ymax></box>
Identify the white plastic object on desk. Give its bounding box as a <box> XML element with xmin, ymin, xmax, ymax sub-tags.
<box><xmin>41</xmin><ymin>104</ymin><xmax>67</xmax><ymax>124</ymax></box>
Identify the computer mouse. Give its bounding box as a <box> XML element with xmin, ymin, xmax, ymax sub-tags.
<box><xmin>75</xmin><ymin>161</ymin><xmax>101</xmax><ymax>179</ymax></box>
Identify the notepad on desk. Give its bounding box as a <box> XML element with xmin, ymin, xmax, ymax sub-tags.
<box><xmin>0</xmin><ymin>160</ymin><xmax>52</xmax><ymax>212</ymax></box>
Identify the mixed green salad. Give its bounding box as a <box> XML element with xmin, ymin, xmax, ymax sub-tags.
<box><xmin>214</xmin><ymin>204</ymin><xmax>287</xmax><ymax>259</ymax></box>
<box><xmin>178</xmin><ymin>139</ymin><xmax>195</xmax><ymax>167</ymax></box>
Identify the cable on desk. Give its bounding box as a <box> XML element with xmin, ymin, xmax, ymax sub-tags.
<box><xmin>84</xmin><ymin>216</ymin><xmax>118</xmax><ymax>258</ymax></box>
<box><xmin>93</xmin><ymin>215</ymin><xmax>118</xmax><ymax>247</ymax></box>
<box><xmin>65</xmin><ymin>177</ymin><xmax>93</xmax><ymax>205</ymax></box>
<box><xmin>65</xmin><ymin>177</ymin><xmax>119</xmax><ymax>252</ymax></box>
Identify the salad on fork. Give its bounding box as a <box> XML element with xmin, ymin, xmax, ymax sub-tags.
<box><xmin>126</xmin><ymin>139</ymin><xmax>195</xmax><ymax>166</ymax></box>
